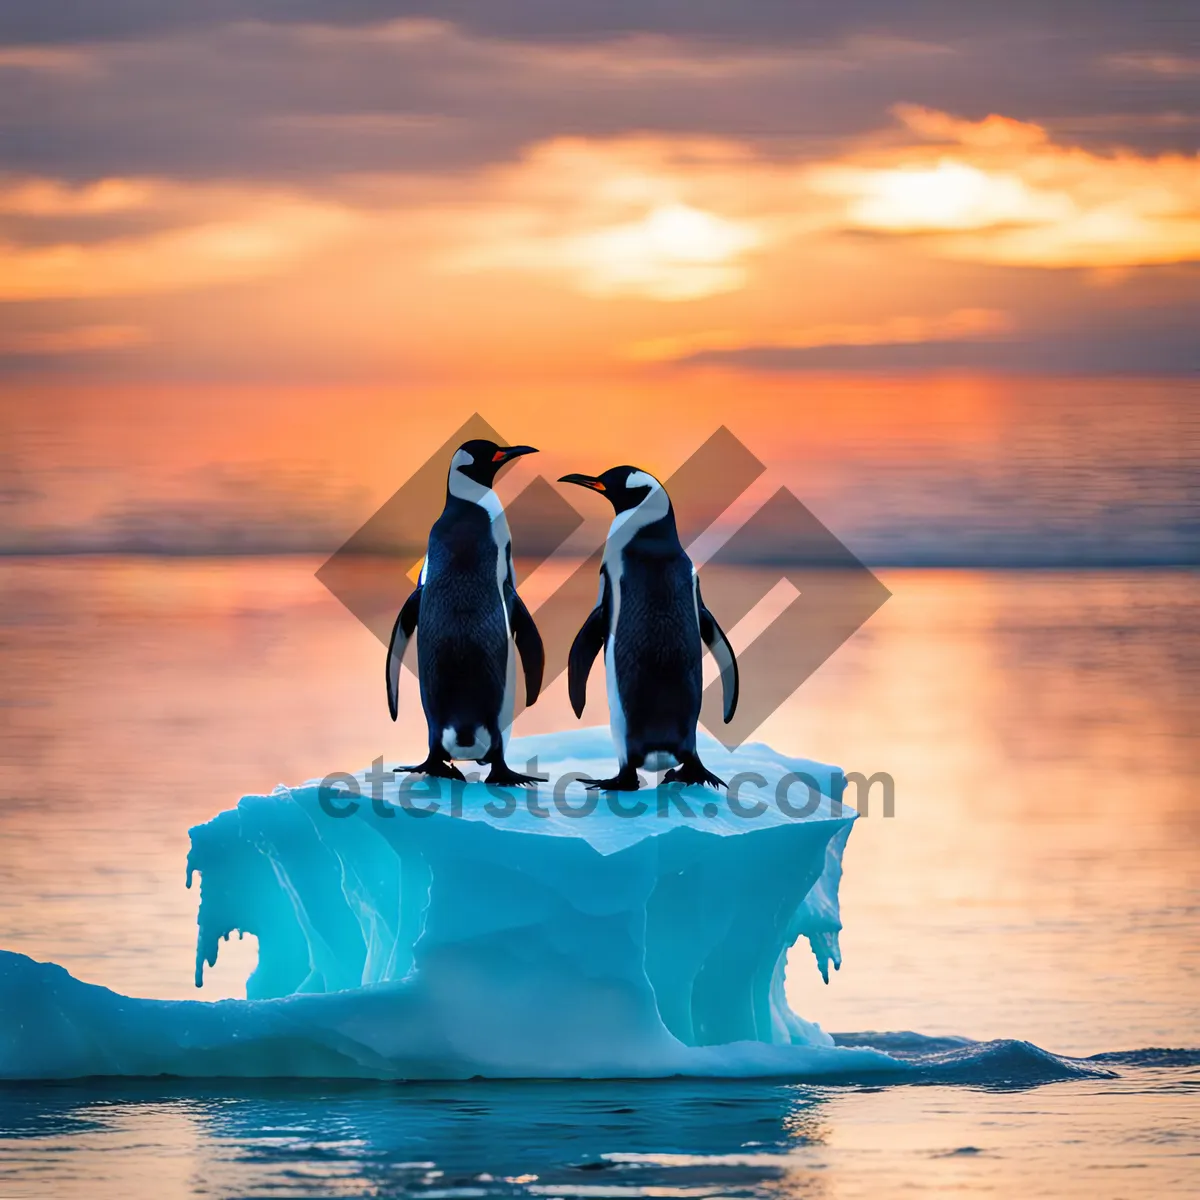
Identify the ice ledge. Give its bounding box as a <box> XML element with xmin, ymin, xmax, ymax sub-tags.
<box><xmin>284</xmin><ymin>726</ymin><xmax>857</xmax><ymax>850</ymax></box>
<box><xmin>189</xmin><ymin>728</ymin><xmax>855</xmax><ymax>998</ymax></box>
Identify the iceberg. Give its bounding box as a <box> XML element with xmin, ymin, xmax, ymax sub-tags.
<box><xmin>0</xmin><ymin>728</ymin><xmax>903</xmax><ymax>1081</ymax></box>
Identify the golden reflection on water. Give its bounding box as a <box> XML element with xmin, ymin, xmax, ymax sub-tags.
<box><xmin>0</xmin><ymin>1074</ymin><xmax>1196</xmax><ymax>1199</ymax></box>
<box><xmin>0</xmin><ymin>559</ymin><xmax>1196</xmax><ymax>1057</ymax></box>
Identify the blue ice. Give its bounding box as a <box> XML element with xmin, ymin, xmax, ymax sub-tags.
<box><xmin>0</xmin><ymin>728</ymin><xmax>903</xmax><ymax>1080</ymax></box>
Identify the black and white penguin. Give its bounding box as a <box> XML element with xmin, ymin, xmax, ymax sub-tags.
<box><xmin>558</xmin><ymin>466</ymin><xmax>739</xmax><ymax>791</ymax></box>
<box><xmin>386</xmin><ymin>439</ymin><xmax>545</xmax><ymax>785</ymax></box>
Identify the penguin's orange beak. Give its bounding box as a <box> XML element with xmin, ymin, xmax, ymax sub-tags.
<box><xmin>558</xmin><ymin>473</ymin><xmax>606</xmax><ymax>492</ymax></box>
<box><xmin>492</xmin><ymin>445</ymin><xmax>538</xmax><ymax>462</ymax></box>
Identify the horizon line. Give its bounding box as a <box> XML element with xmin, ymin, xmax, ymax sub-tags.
<box><xmin>1</xmin><ymin>549</ymin><xmax>1196</xmax><ymax>570</ymax></box>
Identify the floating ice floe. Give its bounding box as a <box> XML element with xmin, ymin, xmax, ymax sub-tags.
<box><xmin>0</xmin><ymin>728</ymin><xmax>905</xmax><ymax>1080</ymax></box>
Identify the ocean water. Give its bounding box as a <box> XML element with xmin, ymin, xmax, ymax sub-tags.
<box><xmin>0</xmin><ymin>558</ymin><xmax>1196</xmax><ymax>1197</ymax></box>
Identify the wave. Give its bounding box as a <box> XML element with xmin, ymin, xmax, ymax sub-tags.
<box><xmin>1083</xmin><ymin>1047</ymin><xmax>1200</xmax><ymax>1069</ymax></box>
<box><xmin>832</xmin><ymin>1031</ymin><xmax>1117</xmax><ymax>1087</ymax></box>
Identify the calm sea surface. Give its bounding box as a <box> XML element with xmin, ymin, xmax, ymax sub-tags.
<box><xmin>0</xmin><ymin>558</ymin><xmax>1196</xmax><ymax>1197</ymax></box>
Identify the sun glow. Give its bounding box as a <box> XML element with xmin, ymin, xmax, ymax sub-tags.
<box><xmin>811</xmin><ymin>108</ymin><xmax>1200</xmax><ymax>267</ymax></box>
<box><xmin>817</xmin><ymin>160</ymin><xmax>1073</xmax><ymax>232</ymax></box>
<box><xmin>562</xmin><ymin>202</ymin><xmax>761</xmax><ymax>300</ymax></box>
<box><xmin>442</xmin><ymin>138</ymin><xmax>769</xmax><ymax>301</ymax></box>
<box><xmin>2</xmin><ymin>108</ymin><xmax>1197</xmax><ymax>365</ymax></box>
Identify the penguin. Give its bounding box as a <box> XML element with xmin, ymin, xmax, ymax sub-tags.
<box><xmin>558</xmin><ymin>466</ymin><xmax>739</xmax><ymax>791</ymax></box>
<box><xmin>386</xmin><ymin>439</ymin><xmax>546</xmax><ymax>785</ymax></box>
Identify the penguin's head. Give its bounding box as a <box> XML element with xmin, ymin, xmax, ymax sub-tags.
<box><xmin>450</xmin><ymin>440</ymin><xmax>538</xmax><ymax>488</ymax></box>
<box><xmin>559</xmin><ymin>466</ymin><xmax>663</xmax><ymax>514</ymax></box>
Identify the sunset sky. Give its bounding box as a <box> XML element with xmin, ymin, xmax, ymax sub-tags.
<box><xmin>1</xmin><ymin>3</ymin><xmax>1197</xmax><ymax>561</ymax></box>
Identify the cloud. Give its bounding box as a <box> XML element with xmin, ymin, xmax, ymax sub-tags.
<box><xmin>673</xmin><ymin>307</ymin><xmax>1200</xmax><ymax>376</ymax></box>
<box><xmin>451</xmin><ymin>199</ymin><xmax>762</xmax><ymax>301</ymax></box>
<box><xmin>889</xmin><ymin>104</ymin><xmax>1050</xmax><ymax>148</ymax></box>
<box><xmin>0</xmin><ymin>176</ymin><xmax>156</xmax><ymax>215</ymax></box>
<box><xmin>0</xmin><ymin>5</ymin><xmax>1193</xmax><ymax>390</ymax></box>
<box><xmin>437</xmin><ymin>110</ymin><xmax>1200</xmax><ymax>307</ymax></box>
<box><xmin>435</xmin><ymin>136</ymin><xmax>779</xmax><ymax>300</ymax></box>
<box><xmin>2</xmin><ymin>8</ymin><xmax>1197</xmax><ymax>186</ymax></box>
<box><xmin>816</xmin><ymin>161</ymin><xmax>1074</xmax><ymax>232</ymax></box>
<box><xmin>0</xmin><ymin>2</ymin><xmax>1187</xmax><ymax>49</ymax></box>
<box><xmin>0</xmin><ymin>324</ymin><xmax>150</xmax><ymax>355</ymax></box>
<box><xmin>2</xmin><ymin>101</ymin><xmax>1196</xmax><ymax>324</ymax></box>
<box><xmin>1105</xmin><ymin>53</ymin><xmax>1200</xmax><ymax>78</ymax></box>
<box><xmin>809</xmin><ymin>106</ymin><xmax>1200</xmax><ymax>268</ymax></box>
<box><xmin>0</xmin><ymin>100</ymin><xmax>1196</xmax><ymax>381</ymax></box>
<box><xmin>0</xmin><ymin>181</ymin><xmax>356</xmax><ymax>299</ymax></box>
<box><xmin>532</xmin><ymin>203</ymin><xmax>761</xmax><ymax>301</ymax></box>
<box><xmin>0</xmin><ymin>45</ymin><xmax>92</xmax><ymax>72</ymax></box>
<box><xmin>627</xmin><ymin>308</ymin><xmax>1012</xmax><ymax>362</ymax></box>
<box><xmin>0</xmin><ymin>21</ymin><xmax>891</xmax><ymax>183</ymax></box>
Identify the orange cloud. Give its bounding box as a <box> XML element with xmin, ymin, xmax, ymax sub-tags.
<box><xmin>440</xmin><ymin>113</ymin><xmax>1200</xmax><ymax>304</ymax></box>
<box><xmin>1</xmin><ymin>104</ymin><xmax>1194</xmax><ymax>374</ymax></box>
<box><xmin>811</xmin><ymin>106</ymin><xmax>1200</xmax><ymax>268</ymax></box>
<box><xmin>892</xmin><ymin>104</ymin><xmax>1049</xmax><ymax>149</ymax></box>
<box><xmin>0</xmin><ymin>46</ymin><xmax>93</xmax><ymax>74</ymax></box>
<box><xmin>452</xmin><ymin>200</ymin><xmax>762</xmax><ymax>301</ymax></box>
<box><xmin>0</xmin><ymin>182</ymin><xmax>356</xmax><ymax>300</ymax></box>
<box><xmin>0</xmin><ymin>324</ymin><xmax>150</xmax><ymax>356</ymax></box>
<box><xmin>815</xmin><ymin>161</ymin><xmax>1073</xmax><ymax>232</ymax></box>
<box><xmin>0</xmin><ymin>177</ymin><xmax>157</xmax><ymax>216</ymax></box>
<box><xmin>626</xmin><ymin>308</ymin><xmax>1013</xmax><ymax>362</ymax></box>
<box><xmin>439</xmin><ymin>137</ymin><xmax>774</xmax><ymax>301</ymax></box>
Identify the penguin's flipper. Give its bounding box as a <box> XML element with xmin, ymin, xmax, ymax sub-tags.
<box><xmin>567</xmin><ymin>569</ymin><xmax>611</xmax><ymax>719</ymax></box>
<box><xmin>386</xmin><ymin>585</ymin><xmax>422</xmax><ymax>721</ymax></box>
<box><xmin>508</xmin><ymin>587</ymin><xmax>545</xmax><ymax>706</ymax></box>
<box><xmin>567</xmin><ymin>605</ymin><xmax>606</xmax><ymax>719</ymax></box>
<box><xmin>697</xmin><ymin>589</ymin><xmax>739</xmax><ymax>723</ymax></box>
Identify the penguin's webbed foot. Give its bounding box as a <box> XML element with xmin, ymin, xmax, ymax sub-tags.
<box><xmin>662</xmin><ymin>757</ymin><xmax>726</xmax><ymax>790</ymax></box>
<box><xmin>398</xmin><ymin>757</ymin><xmax>466</xmax><ymax>781</ymax></box>
<box><xmin>581</xmin><ymin>765</ymin><xmax>642</xmax><ymax>793</ymax></box>
<box><xmin>484</xmin><ymin>761</ymin><xmax>548</xmax><ymax>787</ymax></box>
